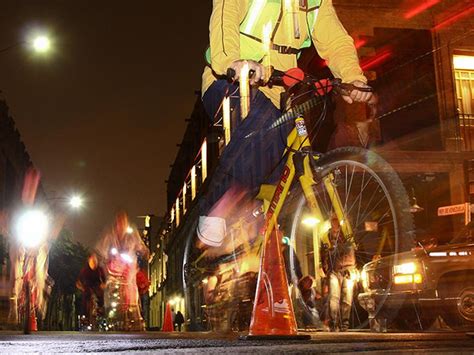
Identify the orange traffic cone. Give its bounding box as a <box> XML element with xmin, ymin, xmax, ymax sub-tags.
<box><xmin>29</xmin><ymin>308</ymin><xmax>37</xmax><ymax>332</ymax></box>
<box><xmin>242</xmin><ymin>228</ymin><xmax>310</xmax><ymax>340</ymax></box>
<box><xmin>161</xmin><ymin>302</ymin><xmax>174</xmax><ymax>332</ymax></box>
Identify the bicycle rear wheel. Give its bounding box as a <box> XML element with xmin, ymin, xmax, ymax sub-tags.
<box><xmin>284</xmin><ymin>146</ymin><xmax>415</xmax><ymax>330</ymax></box>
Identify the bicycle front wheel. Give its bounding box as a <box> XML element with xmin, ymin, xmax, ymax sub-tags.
<box><xmin>285</xmin><ymin>146</ymin><xmax>415</xmax><ymax>330</ymax></box>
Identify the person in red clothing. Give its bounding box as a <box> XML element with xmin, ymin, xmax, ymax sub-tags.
<box><xmin>76</xmin><ymin>253</ymin><xmax>106</xmax><ymax>319</ymax></box>
<box><xmin>136</xmin><ymin>264</ymin><xmax>150</xmax><ymax>319</ymax></box>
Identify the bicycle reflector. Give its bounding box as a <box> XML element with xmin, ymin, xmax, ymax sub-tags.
<box><xmin>283</xmin><ymin>68</ymin><xmax>305</xmax><ymax>88</ymax></box>
<box><xmin>314</xmin><ymin>79</ymin><xmax>333</xmax><ymax>96</ymax></box>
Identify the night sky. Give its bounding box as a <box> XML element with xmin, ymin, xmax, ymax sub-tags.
<box><xmin>1</xmin><ymin>1</ymin><xmax>212</xmax><ymax>246</ymax></box>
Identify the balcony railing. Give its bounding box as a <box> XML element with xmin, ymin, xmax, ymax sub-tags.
<box><xmin>451</xmin><ymin>113</ymin><xmax>474</xmax><ymax>152</ymax></box>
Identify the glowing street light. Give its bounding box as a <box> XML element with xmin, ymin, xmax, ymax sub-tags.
<box><xmin>1</xmin><ymin>31</ymin><xmax>53</xmax><ymax>56</ymax></box>
<box><xmin>69</xmin><ymin>195</ymin><xmax>84</xmax><ymax>209</ymax></box>
<box><xmin>126</xmin><ymin>226</ymin><xmax>133</xmax><ymax>234</ymax></box>
<box><xmin>32</xmin><ymin>35</ymin><xmax>51</xmax><ymax>53</ymax></box>
<box><xmin>15</xmin><ymin>209</ymin><xmax>49</xmax><ymax>249</ymax></box>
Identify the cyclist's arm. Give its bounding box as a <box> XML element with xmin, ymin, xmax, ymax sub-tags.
<box><xmin>208</xmin><ymin>0</ymin><xmax>264</xmax><ymax>84</ymax></box>
<box><xmin>311</xmin><ymin>0</ymin><xmax>366</xmax><ymax>85</ymax></box>
<box><xmin>208</xmin><ymin>0</ymin><xmax>242</xmax><ymax>76</ymax></box>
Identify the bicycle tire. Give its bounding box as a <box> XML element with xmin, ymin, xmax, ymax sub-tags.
<box><xmin>283</xmin><ymin>146</ymin><xmax>415</xmax><ymax>330</ymax></box>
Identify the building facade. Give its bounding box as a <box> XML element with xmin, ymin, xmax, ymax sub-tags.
<box><xmin>0</xmin><ymin>99</ymin><xmax>44</xmax><ymax>328</ymax></box>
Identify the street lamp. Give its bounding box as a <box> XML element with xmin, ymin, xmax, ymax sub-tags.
<box><xmin>15</xmin><ymin>209</ymin><xmax>49</xmax><ymax>249</ymax></box>
<box><xmin>46</xmin><ymin>193</ymin><xmax>85</xmax><ymax>211</ymax></box>
<box><xmin>32</xmin><ymin>36</ymin><xmax>50</xmax><ymax>53</ymax></box>
<box><xmin>0</xmin><ymin>34</ymin><xmax>53</xmax><ymax>55</ymax></box>
<box><xmin>69</xmin><ymin>195</ymin><xmax>84</xmax><ymax>209</ymax></box>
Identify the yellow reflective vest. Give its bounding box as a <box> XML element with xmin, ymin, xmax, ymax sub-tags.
<box><xmin>202</xmin><ymin>0</ymin><xmax>366</xmax><ymax>108</ymax></box>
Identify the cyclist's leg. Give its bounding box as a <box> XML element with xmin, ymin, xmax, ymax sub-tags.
<box><xmin>200</xmin><ymin>80</ymin><xmax>289</xmax><ymax>215</ymax></box>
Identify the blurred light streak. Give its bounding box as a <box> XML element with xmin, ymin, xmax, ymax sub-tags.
<box><xmin>22</xmin><ymin>167</ymin><xmax>40</xmax><ymax>206</ymax></box>
<box><xmin>404</xmin><ymin>0</ymin><xmax>440</xmax><ymax>19</ymax></box>
<box><xmin>360</xmin><ymin>50</ymin><xmax>392</xmax><ymax>71</ymax></box>
<box><xmin>432</xmin><ymin>5</ymin><xmax>474</xmax><ymax>31</ymax></box>
<box><xmin>354</xmin><ymin>38</ymin><xmax>368</xmax><ymax>49</ymax></box>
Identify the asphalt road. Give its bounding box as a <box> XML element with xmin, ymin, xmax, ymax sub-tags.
<box><xmin>1</xmin><ymin>331</ymin><xmax>474</xmax><ymax>354</ymax></box>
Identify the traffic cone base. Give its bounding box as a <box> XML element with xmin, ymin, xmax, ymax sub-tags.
<box><xmin>30</xmin><ymin>309</ymin><xmax>37</xmax><ymax>332</ymax></box>
<box><xmin>161</xmin><ymin>302</ymin><xmax>174</xmax><ymax>332</ymax></box>
<box><xmin>242</xmin><ymin>228</ymin><xmax>309</xmax><ymax>340</ymax></box>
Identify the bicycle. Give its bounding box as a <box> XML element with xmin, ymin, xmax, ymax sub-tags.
<box><xmin>219</xmin><ymin>67</ymin><xmax>414</xmax><ymax>330</ymax></box>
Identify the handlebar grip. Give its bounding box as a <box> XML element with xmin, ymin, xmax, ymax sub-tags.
<box><xmin>226</xmin><ymin>68</ymin><xmax>236</xmax><ymax>81</ymax></box>
<box><xmin>226</xmin><ymin>68</ymin><xmax>256</xmax><ymax>81</ymax></box>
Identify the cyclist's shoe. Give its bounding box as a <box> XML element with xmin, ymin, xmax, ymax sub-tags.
<box><xmin>197</xmin><ymin>216</ymin><xmax>226</xmax><ymax>247</ymax></box>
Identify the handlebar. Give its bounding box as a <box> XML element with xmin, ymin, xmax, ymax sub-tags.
<box><xmin>226</xmin><ymin>66</ymin><xmax>375</xmax><ymax>103</ymax></box>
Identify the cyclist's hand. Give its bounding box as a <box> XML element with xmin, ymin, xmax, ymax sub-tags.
<box><xmin>229</xmin><ymin>60</ymin><xmax>265</xmax><ymax>86</ymax></box>
<box><xmin>342</xmin><ymin>80</ymin><xmax>374</xmax><ymax>104</ymax></box>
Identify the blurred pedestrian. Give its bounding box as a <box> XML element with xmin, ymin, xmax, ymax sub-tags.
<box><xmin>171</xmin><ymin>308</ymin><xmax>176</xmax><ymax>330</ymax></box>
<box><xmin>175</xmin><ymin>311</ymin><xmax>185</xmax><ymax>331</ymax></box>
<box><xmin>324</xmin><ymin>216</ymin><xmax>356</xmax><ymax>332</ymax></box>
<box><xmin>136</xmin><ymin>263</ymin><xmax>150</xmax><ymax>320</ymax></box>
<box><xmin>76</xmin><ymin>253</ymin><xmax>106</xmax><ymax>320</ymax></box>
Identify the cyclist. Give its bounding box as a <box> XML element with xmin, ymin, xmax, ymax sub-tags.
<box><xmin>198</xmin><ymin>0</ymin><xmax>374</xmax><ymax>246</ymax></box>
<box><xmin>76</xmin><ymin>253</ymin><xmax>106</xmax><ymax>321</ymax></box>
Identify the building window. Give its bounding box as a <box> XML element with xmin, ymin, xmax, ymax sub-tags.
<box><xmin>175</xmin><ymin>197</ymin><xmax>180</xmax><ymax>227</ymax></box>
<box><xmin>454</xmin><ymin>54</ymin><xmax>474</xmax><ymax>116</ymax></box>
<box><xmin>202</xmin><ymin>139</ymin><xmax>208</xmax><ymax>182</ymax></box>
<box><xmin>182</xmin><ymin>182</ymin><xmax>187</xmax><ymax>214</ymax></box>
<box><xmin>454</xmin><ymin>54</ymin><xmax>474</xmax><ymax>151</ymax></box>
<box><xmin>191</xmin><ymin>165</ymin><xmax>197</xmax><ymax>200</ymax></box>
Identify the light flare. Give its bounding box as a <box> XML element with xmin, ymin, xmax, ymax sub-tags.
<box><xmin>432</xmin><ymin>5</ymin><xmax>474</xmax><ymax>31</ymax></box>
<box><xmin>404</xmin><ymin>0</ymin><xmax>440</xmax><ymax>19</ymax></box>
<box><xmin>360</xmin><ymin>50</ymin><xmax>392</xmax><ymax>71</ymax></box>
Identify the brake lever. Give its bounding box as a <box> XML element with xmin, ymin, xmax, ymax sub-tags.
<box><xmin>332</xmin><ymin>79</ymin><xmax>378</xmax><ymax>118</ymax></box>
<box><xmin>337</xmin><ymin>82</ymin><xmax>374</xmax><ymax>95</ymax></box>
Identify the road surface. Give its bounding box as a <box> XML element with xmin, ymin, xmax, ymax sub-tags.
<box><xmin>0</xmin><ymin>331</ymin><xmax>473</xmax><ymax>353</ymax></box>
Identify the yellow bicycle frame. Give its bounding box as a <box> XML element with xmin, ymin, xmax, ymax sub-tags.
<box><xmin>257</xmin><ymin>116</ymin><xmax>353</xmax><ymax>284</ymax></box>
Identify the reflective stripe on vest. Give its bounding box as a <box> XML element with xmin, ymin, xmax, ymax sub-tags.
<box><xmin>205</xmin><ymin>0</ymin><xmax>322</xmax><ymax>65</ymax></box>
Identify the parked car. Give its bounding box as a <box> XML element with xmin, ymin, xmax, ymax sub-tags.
<box><xmin>358</xmin><ymin>232</ymin><xmax>474</xmax><ymax>331</ymax></box>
